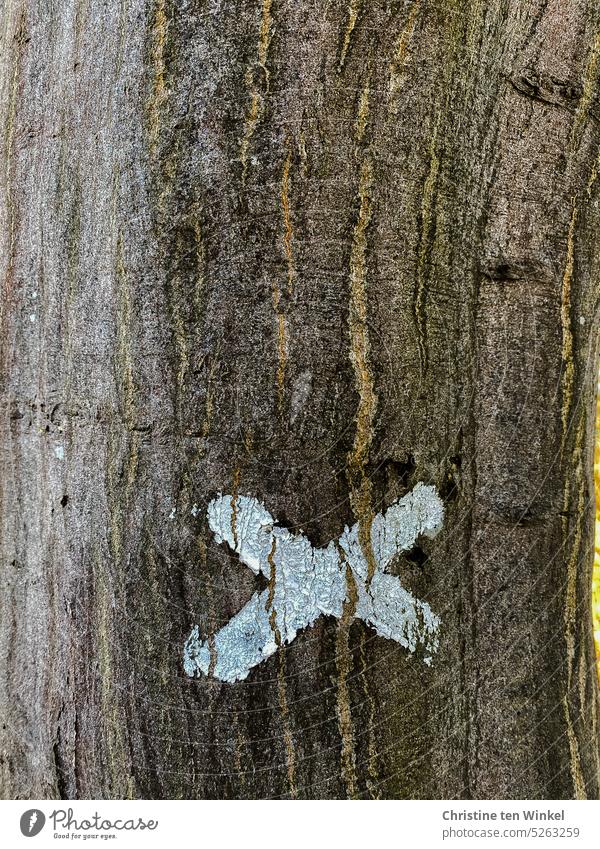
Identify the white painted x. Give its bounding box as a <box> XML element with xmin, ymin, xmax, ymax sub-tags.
<box><xmin>183</xmin><ymin>482</ymin><xmax>444</xmax><ymax>682</ymax></box>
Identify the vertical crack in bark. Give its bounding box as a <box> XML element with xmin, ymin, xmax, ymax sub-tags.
<box><xmin>359</xmin><ymin>630</ymin><xmax>380</xmax><ymax>797</ymax></box>
<box><xmin>194</xmin><ymin>346</ymin><xmax>219</xmax><ymax>468</ymax></box>
<box><xmin>272</xmin><ymin>139</ymin><xmax>295</xmax><ymax>411</ymax></box>
<box><xmin>114</xmin><ymin>0</ymin><xmax>128</xmax><ymax>77</ymax></box>
<box><xmin>594</xmin><ymin>366</ymin><xmax>600</xmax><ymax>686</ymax></box>
<box><xmin>347</xmin><ymin>156</ymin><xmax>377</xmax><ymax>584</ymax></box>
<box><xmin>111</xmin><ymin>193</ymin><xmax>140</xmax><ymax>500</ymax></box>
<box><xmin>107</xmin><ymin>425</ymin><xmax>125</xmax><ymax>567</ymax></box>
<box><xmin>338</xmin><ymin>0</ymin><xmax>362</xmax><ymax>72</ymax></box>
<box><xmin>271</xmin><ymin>276</ymin><xmax>288</xmax><ymax>415</ymax></box>
<box><xmin>170</xmin><ymin>229</ymin><xmax>191</xmax><ymax>415</ymax></box>
<box><xmin>192</xmin><ymin>218</ymin><xmax>205</xmax><ymax>328</ymax></box>
<box><xmin>113</xmin><ymin>212</ymin><xmax>139</xmax><ymax>531</ymax></box>
<box><xmin>335</xmin><ymin>557</ymin><xmax>359</xmax><ymax>799</ymax></box>
<box><xmin>562</xmin><ymin>413</ymin><xmax>587</xmax><ymax>798</ymax></box>
<box><xmin>265</xmin><ymin>538</ymin><xmax>298</xmax><ymax>797</ymax></box>
<box><xmin>257</xmin><ymin>0</ymin><xmax>273</xmax><ymax>73</ymax></box>
<box><xmin>115</xmin><ymin>227</ymin><xmax>135</xmax><ymax>429</ymax></box>
<box><xmin>147</xmin><ymin>0</ymin><xmax>168</xmax><ymax>158</ymax></box>
<box><xmin>95</xmin><ymin>549</ymin><xmax>134</xmax><ymax>798</ymax></box>
<box><xmin>201</xmin><ymin>356</ymin><xmax>216</xmax><ymax>439</ymax></box>
<box><xmin>0</xmin><ymin>8</ymin><xmax>24</xmax><ymax>333</ymax></box>
<box><xmin>230</xmin><ymin>466</ymin><xmax>242</xmax><ymax>551</ymax></box>
<box><xmin>266</xmin><ymin>537</ymin><xmax>280</xmax><ymax>643</ymax></box>
<box><xmin>277</xmin><ymin>647</ymin><xmax>298</xmax><ymax>798</ymax></box>
<box><xmin>571</xmin><ymin>27</ymin><xmax>600</xmax><ymax>152</ymax></box>
<box><xmin>63</xmin><ymin>176</ymin><xmax>82</xmax><ymax>402</ymax></box>
<box><xmin>173</xmin><ymin>214</ymin><xmax>207</xmax><ymax>431</ymax></box>
<box><xmin>232</xmin><ymin>713</ymin><xmax>248</xmax><ymax>795</ymax></box>
<box><xmin>280</xmin><ymin>139</ymin><xmax>295</xmax><ymax>295</ymax></box>
<box><xmin>388</xmin><ymin>0</ymin><xmax>419</xmax><ymax>108</ymax></box>
<box><xmin>195</xmin><ymin>536</ymin><xmax>218</xmax><ymax>678</ymax></box>
<box><xmin>240</xmin><ymin>91</ymin><xmax>261</xmax><ymax>185</ymax></box>
<box><xmin>560</xmin><ymin>201</ymin><xmax>577</xmax><ymax>447</ymax></box>
<box><xmin>146</xmin><ymin>3</ymin><xmax>198</xmax><ymax>430</ymax></box>
<box><xmin>355</xmin><ymin>76</ymin><xmax>370</xmax><ymax>143</ymax></box>
<box><xmin>414</xmin><ymin>116</ymin><xmax>440</xmax><ymax>375</ymax></box>
<box><xmin>240</xmin><ymin>0</ymin><xmax>273</xmax><ymax>183</ymax></box>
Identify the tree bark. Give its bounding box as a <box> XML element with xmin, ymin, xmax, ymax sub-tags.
<box><xmin>1</xmin><ymin>0</ymin><xmax>600</xmax><ymax>800</ymax></box>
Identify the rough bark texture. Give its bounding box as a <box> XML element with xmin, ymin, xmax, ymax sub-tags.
<box><xmin>1</xmin><ymin>0</ymin><xmax>600</xmax><ymax>800</ymax></box>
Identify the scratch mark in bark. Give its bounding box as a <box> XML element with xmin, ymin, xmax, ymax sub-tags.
<box><xmin>336</xmin><ymin>559</ymin><xmax>359</xmax><ymax>799</ymax></box>
<box><xmin>388</xmin><ymin>0</ymin><xmax>419</xmax><ymax>106</ymax></box>
<box><xmin>414</xmin><ymin>117</ymin><xmax>440</xmax><ymax>375</ymax></box>
<box><xmin>338</xmin><ymin>0</ymin><xmax>362</xmax><ymax>71</ymax></box>
<box><xmin>147</xmin><ymin>0</ymin><xmax>168</xmax><ymax>157</ymax></box>
<box><xmin>347</xmin><ymin>157</ymin><xmax>377</xmax><ymax>584</ymax></box>
<box><xmin>281</xmin><ymin>141</ymin><xmax>295</xmax><ymax>295</ymax></box>
<box><xmin>560</xmin><ymin>202</ymin><xmax>577</xmax><ymax>447</ymax></box>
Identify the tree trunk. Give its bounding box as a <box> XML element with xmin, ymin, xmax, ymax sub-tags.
<box><xmin>1</xmin><ymin>0</ymin><xmax>600</xmax><ymax>800</ymax></box>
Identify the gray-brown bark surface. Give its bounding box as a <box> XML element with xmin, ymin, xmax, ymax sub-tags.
<box><xmin>1</xmin><ymin>0</ymin><xmax>600</xmax><ymax>799</ymax></box>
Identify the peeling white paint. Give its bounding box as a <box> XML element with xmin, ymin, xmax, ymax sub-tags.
<box><xmin>53</xmin><ymin>445</ymin><xmax>64</xmax><ymax>460</ymax></box>
<box><xmin>29</xmin><ymin>314</ymin><xmax>36</xmax><ymax>323</ymax></box>
<box><xmin>184</xmin><ymin>483</ymin><xmax>444</xmax><ymax>683</ymax></box>
<box><xmin>191</xmin><ymin>503</ymin><xmax>200</xmax><ymax>517</ymax></box>
<box><xmin>168</xmin><ymin>507</ymin><xmax>176</xmax><ymax>520</ymax></box>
